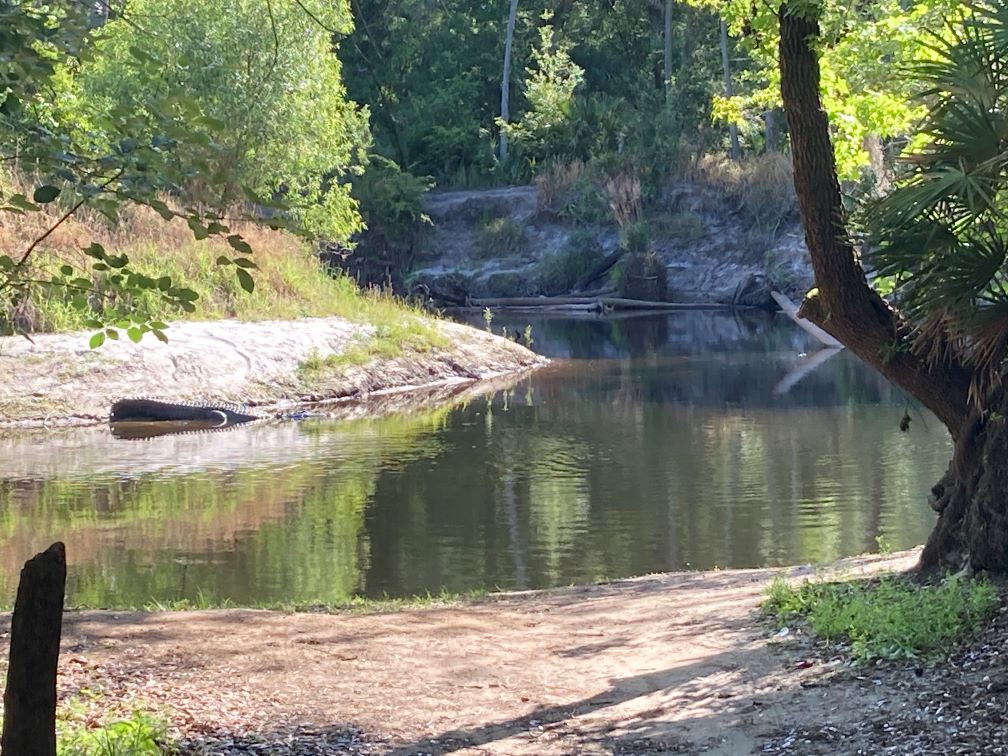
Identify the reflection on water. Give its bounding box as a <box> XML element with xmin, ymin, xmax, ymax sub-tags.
<box><xmin>0</xmin><ymin>311</ymin><xmax>951</xmax><ymax>605</ymax></box>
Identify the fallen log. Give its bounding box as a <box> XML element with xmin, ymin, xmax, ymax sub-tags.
<box><xmin>468</xmin><ymin>296</ymin><xmax>601</xmax><ymax>307</ymax></box>
<box><xmin>599</xmin><ymin>298</ymin><xmax>736</xmax><ymax>311</ymax></box>
<box><xmin>468</xmin><ymin>295</ymin><xmax>738</xmax><ymax>311</ymax></box>
<box><xmin>769</xmin><ymin>291</ymin><xmax>844</xmax><ymax>349</ymax></box>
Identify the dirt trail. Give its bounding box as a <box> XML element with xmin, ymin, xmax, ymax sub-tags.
<box><xmin>0</xmin><ymin>317</ymin><xmax>545</xmax><ymax>426</ymax></box>
<box><xmin>51</xmin><ymin>551</ymin><xmax>920</xmax><ymax>755</ymax></box>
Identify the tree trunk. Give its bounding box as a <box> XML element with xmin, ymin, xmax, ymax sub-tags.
<box><xmin>2</xmin><ymin>542</ymin><xmax>67</xmax><ymax>756</ymax></box>
<box><xmin>499</xmin><ymin>0</ymin><xmax>520</xmax><ymax>162</ymax></box>
<box><xmin>663</xmin><ymin>0</ymin><xmax>673</xmax><ymax>101</ymax></box>
<box><xmin>720</xmin><ymin>19</ymin><xmax>740</xmax><ymax>161</ymax></box>
<box><xmin>775</xmin><ymin>3</ymin><xmax>1008</xmax><ymax>572</ymax></box>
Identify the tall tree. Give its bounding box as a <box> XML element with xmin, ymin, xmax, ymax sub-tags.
<box><xmin>778</xmin><ymin>0</ymin><xmax>1008</xmax><ymax>571</ymax></box>
<box><xmin>500</xmin><ymin>0</ymin><xmax>520</xmax><ymax>161</ymax></box>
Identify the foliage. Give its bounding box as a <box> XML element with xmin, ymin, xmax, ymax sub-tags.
<box><xmin>58</xmin><ymin>708</ymin><xmax>168</xmax><ymax>756</ymax></box>
<box><xmin>344</xmin><ymin>0</ymin><xmax>724</xmax><ymax>186</ymax></box>
<box><xmin>763</xmin><ymin>574</ymin><xmax>998</xmax><ymax>662</ymax></box>
<box><xmin>55</xmin><ymin>0</ymin><xmax>369</xmax><ymax>240</ymax></box>
<box><xmin>499</xmin><ymin>16</ymin><xmax>585</xmax><ymax>164</ymax></box>
<box><xmin>537</xmin><ymin>231</ymin><xmax>604</xmax><ymax>295</ymax></box>
<box><xmin>714</xmin><ymin>0</ymin><xmax>953</xmax><ymax>180</ymax></box>
<box><xmin>347</xmin><ymin>156</ymin><xmax>433</xmax><ymax>285</ymax></box>
<box><xmin>0</xmin><ymin>0</ymin><xmax>369</xmax><ymax>342</ymax></box>
<box><xmin>864</xmin><ymin>1</ymin><xmax>1008</xmax><ymax>395</ymax></box>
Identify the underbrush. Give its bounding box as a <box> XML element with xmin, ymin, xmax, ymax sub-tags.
<box><xmin>762</xmin><ymin>573</ymin><xmax>998</xmax><ymax>662</ymax></box>
<box><xmin>0</xmin><ymin>172</ymin><xmax>438</xmax><ymax>339</ymax></box>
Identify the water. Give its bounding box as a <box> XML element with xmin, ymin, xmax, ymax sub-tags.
<box><xmin>0</xmin><ymin>311</ymin><xmax>951</xmax><ymax>606</ymax></box>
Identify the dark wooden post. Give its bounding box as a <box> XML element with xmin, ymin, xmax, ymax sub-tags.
<box><xmin>2</xmin><ymin>542</ymin><xmax>67</xmax><ymax>756</ymax></box>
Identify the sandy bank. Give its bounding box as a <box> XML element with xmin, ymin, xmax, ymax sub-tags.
<box><xmin>42</xmin><ymin>550</ymin><xmax>931</xmax><ymax>755</ymax></box>
<box><xmin>0</xmin><ymin>316</ymin><xmax>546</xmax><ymax>427</ymax></box>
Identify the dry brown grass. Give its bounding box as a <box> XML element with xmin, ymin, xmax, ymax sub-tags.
<box><xmin>690</xmin><ymin>153</ymin><xmax>797</xmax><ymax>229</ymax></box>
<box><xmin>0</xmin><ymin>171</ymin><xmax>414</xmax><ymax>334</ymax></box>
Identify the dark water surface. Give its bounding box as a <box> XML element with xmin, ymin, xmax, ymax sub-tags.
<box><xmin>0</xmin><ymin>311</ymin><xmax>951</xmax><ymax>606</ymax></box>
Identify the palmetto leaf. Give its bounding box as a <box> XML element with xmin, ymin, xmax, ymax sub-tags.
<box><xmin>864</xmin><ymin>0</ymin><xmax>1008</xmax><ymax>396</ymax></box>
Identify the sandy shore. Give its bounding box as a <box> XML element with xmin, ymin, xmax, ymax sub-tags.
<box><xmin>0</xmin><ymin>316</ymin><xmax>546</xmax><ymax>426</ymax></box>
<box><xmin>38</xmin><ymin>550</ymin><xmax>939</xmax><ymax>755</ymax></box>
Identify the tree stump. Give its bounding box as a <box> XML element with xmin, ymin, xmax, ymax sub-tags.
<box><xmin>2</xmin><ymin>542</ymin><xmax>67</xmax><ymax>756</ymax></box>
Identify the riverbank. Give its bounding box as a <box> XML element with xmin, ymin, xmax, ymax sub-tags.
<box><xmin>0</xmin><ymin>315</ymin><xmax>546</xmax><ymax>427</ymax></box>
<box><xmin>37</xmin><ymin>547</ymin><xmax>1006</xmax><ymax>755</ymax></box>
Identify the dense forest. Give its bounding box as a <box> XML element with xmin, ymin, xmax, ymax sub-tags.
<box><xmin>0</xmin><ymin>0</ymin><xmax>967</xmax><ymax>328</ymax></box>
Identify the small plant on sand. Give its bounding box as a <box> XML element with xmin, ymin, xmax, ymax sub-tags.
<box><xmin>523</xmin><ymin>324</ymin><xmax>534</xmax><ymax>348</ymax></box>
<box><xmin>763</xmin><ymin>574</ymin><xmax>997</xmax><ymax>662</ymax></box>
<box><xmin>483</xmin><ymin>307</ymin><xmax>494</xmax><ymax>332</ymax></box>
<box><xmin>57</xmin><ymin>705</ymin><xmax>169</xmax><ymax>756</ymax></box>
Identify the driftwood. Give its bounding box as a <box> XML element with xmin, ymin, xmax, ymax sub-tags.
<box><xmin>769</xmin><ymin>291</ymin><xmax>844</xmax><ymax>348</ymax></box>
<box><xmin>2</xmin><ymin>542</ymin><xmax>66</xmax><ymax>756</ymax></box>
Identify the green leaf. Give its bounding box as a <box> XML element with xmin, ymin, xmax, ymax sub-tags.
<box><xmin>32</xmin><ymin>185</ymin><xmax>60</xmax><ymax>204</ymax></box>
<box><xmin>216</xmin><ymin>255</ymin><xmax>232</xmax><ymax>266</ymax></box>
<box><xmin>152</xmin><ymin>328</ymin><xmax>169</xmax><ymax>343</ymax></box>
<box><xmin>89</xmin><ymin>331</ymin><xmax>106</xmax><ymax>349</ymax></box>
<box><xmin>127</xmin><ymin>326</ymin><xmax>143</xmax><ymax>343</ymax></box>
<box><xmin>236</xmin><ymin>267</ymin><xmax>255</xmax><ymax>293</ymax></box>
<box><xmin>186</xmin><ymin>217</ymin><xmax>209</xmax><ymax>241</ymax></box>
<box><xmin>70</xmin><ymin>294</ymin><xmax>88</xmax><ymax>310</ymax></box>
<box><xmin>227</xmin><ymin>235</ymin><xmax>253</xmax><ymax>255</ymax></box>
<box><xmin>59</xmin><ymin>264</ymin><xmax>74</xmax><ymax>276</ymax></box>
<box><xmin>157</xmin><ymin>277</ymin><xmax>172</xmax><ymax>291</ymax></box>
<box><xmin>149</xmin><ymin>199</ymin><xmax>174</xmax><ymax>220</ymax></box>
<box><xmin>233</xmin><ymin>258</ymin><xmax>258</xmax><ymax>270</ymax></box>
<box><xmin>84</xmin><ymin>243</ymin><xmax>106</xmax><ymax>260</ymax></box>
<box><xmin>105</xmin><ymin>328</ymin><xmax>120</xmax><ymax>340</ymax></box>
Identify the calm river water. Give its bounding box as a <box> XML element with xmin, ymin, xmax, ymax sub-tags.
<box><xmin>0</xmin><ymin>311</ymin><xmax>951</xmax><ymax>606</ymax></box>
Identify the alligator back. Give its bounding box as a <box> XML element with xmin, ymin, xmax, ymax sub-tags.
<box><xmin>109</xmin><ymin>398</ymin><xmax>260</xmax><ymax>425</ymax></box>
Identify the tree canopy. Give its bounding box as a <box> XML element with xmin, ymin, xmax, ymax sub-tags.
<box><xmin>0</xmin><ymin>0</ymin><xmax>369</xmax><ymax>342</ymax></box>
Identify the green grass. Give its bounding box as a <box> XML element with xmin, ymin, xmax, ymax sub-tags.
<box><xmin>298</xmin><ymin>318</ymin><xmax>450</xmax><ymax>378</ymax></box>
<box><xmin>129</xmin><ymin>587</ymin><xmax>491</xmax><ymax>614</ymax></box>
<box><xmin>38</xmin><ymin>693</ymin><xmax>172</xmax><ymax>756</ymax></box>
<box><xmin>762</xmin><ymin>573</ymin><xmax>998</xmax><ymax>662</ymax></box>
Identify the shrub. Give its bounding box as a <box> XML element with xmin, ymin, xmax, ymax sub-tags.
<box><xmin>473</xmin><ymin>217</ymin><xmax>528</xmax><ymax>259</ymax></box>
<box><xmin>763</xmin><ymin>574</ymin><xmax>998</xmax><ymax>662</ymax></box>
<box><xmin>604</xmin><ymin>173</ymin><xmax>642</xmax><ymax>228</ymax></box>
<box><xmin>536</xmin><ymin>231</ymin><xmax>604</xmax><ymax>295</ymax></box>
<box><xmin>55</xmin><ymin>0</ymin><xmax>370</xmax><ymax>240</ymax></box>
<box><xmin>348</xmin><ymin>156</ymin><xmax>433</xmax><ymax>286</ymax></box>
<box><xmin>613</xmin><ymin>250</ymin><xmax>668</xmax><ymax>301</ymax></box>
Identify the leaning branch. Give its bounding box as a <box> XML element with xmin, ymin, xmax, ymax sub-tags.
<box><xmin>777</xmin><ymin>4</ymin><xmax>972</xmax><ymax>437</ymax></box>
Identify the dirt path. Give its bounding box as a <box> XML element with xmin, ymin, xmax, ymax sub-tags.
<box><xmin>49</xmin><ymin>551</ymin><xmax>923</xmax><ymax>755</ymax></box>
<box><xmin>0</xmin><ymin>317</ymin><xmax>545</xmax><ymax>426</ymax></box>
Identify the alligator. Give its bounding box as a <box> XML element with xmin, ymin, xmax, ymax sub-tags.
<box><xmin>109</xmin><ymin>398</ymin><xmax>265</xmax><ymax>439</ymax></box>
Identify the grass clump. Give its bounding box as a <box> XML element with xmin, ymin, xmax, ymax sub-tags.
<box><xmin>299</xmin><ymin>319</ymin><xmax>448</xmax><ymax>379</ymax></box>
<box><xmin>762</xmin><ymin>573</ymin><xmax>998</xmax><ymax>662</ymax></box>
<box><xmin>56</xmin><ymin>703</ymin><xmax>169</xmax><ymax>755</ymax></box>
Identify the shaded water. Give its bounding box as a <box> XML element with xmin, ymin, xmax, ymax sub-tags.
<box><xmin>0</xmin><ymin>311</ymin><xmax>951</xmax><ymax>606</ymax></box>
